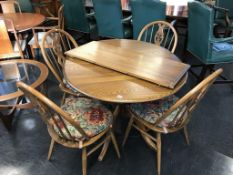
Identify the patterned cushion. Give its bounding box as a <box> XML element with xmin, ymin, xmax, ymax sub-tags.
<box><xmin>129</xmin><ymin>95</ymin><xmax>185</xmax><ymax>128</ymax></box>
<box><xmin>50</xmin><ymin>96</ymin><xmax>113</xmax><ymax>141</ymax></box>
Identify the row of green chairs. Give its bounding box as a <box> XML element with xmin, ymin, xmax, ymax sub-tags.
<box><xmin>60</xmin><ymin>0</ymin><xmax>166</xmax><ymax>39</ymax></box>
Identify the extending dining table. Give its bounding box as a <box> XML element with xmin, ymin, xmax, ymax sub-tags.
<box><xmin>0</xmin><ymin>12</ymin><xmax>45</xmax><ymax>31</ymax></box>
<box><xmin>0</xmin><ymin>59</ymin><xmax>48</xmax><ymax>130</ymax></box>
<box><xmin>64</xmin><ymin>39</ymin><xmax>189</xmax><ymax>103</ymax></box>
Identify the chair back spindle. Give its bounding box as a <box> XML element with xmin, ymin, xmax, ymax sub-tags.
<box><xmin>41</xmin><ymin>29</ymin><xmax>78</xmax><ymax>85</ymax></box>
<box><xmin>155</xmin><ymin>69</ymin><xmax>223</xmax><ymax>132</ymax></box>
<box><xmin>137</xmin><ymin>21</ymin><xmax>178</xmax><ymax>53</ymax></box>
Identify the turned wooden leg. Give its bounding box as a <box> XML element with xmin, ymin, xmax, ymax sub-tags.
<box><xmin>156</xmin><ymin>133</ymin><xmax>161</xmax><ymax>175</ymax></box>
<box><xmin>183</xmin><ymin>126</ymin><xmax>190</xmax><ymax>145</ymax></box>
<box><xmin>122</xmin><ymin>117</ymin><xmax>134</xmax><ymax>146</ymax></box>
<box><xmin>110</xmin><ymin>131</ymin><xmax>121</xmax><ymax>158</ymax></box>
<box><xmin>98</xmin><ymin>135</ymin><xmax>110</xmax><ymax>161</ymax></box>
<box><xmin>47</xmin><ymin>139</ymin><xmax>55</xmax><ymax>160</ymax></box>
<box><xmin>82</xmin><ymin>147</ymin><xmax>87</xmax><ymax>175</ymax></box>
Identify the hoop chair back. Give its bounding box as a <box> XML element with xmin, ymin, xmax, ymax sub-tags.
<box><xmin>41</xmin><ymin>29</ymin><xmax>78</xmax><ymax>85</ymax></box>
<box><xmin>0</xmin><ymin>0</ymin><xmax>21</xmax><ymax>13</ymax></box>
<box><xmin>17</xmin><ymin>81</ymin><xmax>89</xmax><ymax>141</ymax></box>
<box><xmin>137</xmin><ymin>20</ymin><xmax>178</xmax><ymax>53</ymax></box>
<box><xmin>154</xmin><ymin>69</ymin><xmax>222</xmax><ymax>133</ymax></box>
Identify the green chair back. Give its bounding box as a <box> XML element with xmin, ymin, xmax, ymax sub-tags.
<box><xmin>187</xmin><ymin>1</ymin><xmax>214</xmax><ymax>63</ymax></box>
<box><xmin>60</xmin><ymin>0</ymin><xmax>90</xmax><ymax>33</ymax></box>
<box><xmin>92</xmin><ymin>0</ymin><xmax>125</xmax><ymax>38</ymax></box>
<box><xmin>215</xmin><ymin>0</ymin><xmax>233</xmax><ymax>19</ymax></box>
<box><xmin>18</xmin><ymin>0</ymin><xmax>33</xmax><ymax>12</ymax></box>
<box><xmin>130</xmin><ymin>0</ymin><xmax>166</xmax><ymax>39</ymax></box>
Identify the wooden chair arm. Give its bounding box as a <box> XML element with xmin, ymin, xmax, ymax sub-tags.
<box><xmin>213</xmin><ymin>5</ymin><xmax>231</xmax><ymax>28</ymax></box>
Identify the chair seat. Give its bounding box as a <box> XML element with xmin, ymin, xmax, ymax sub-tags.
<box><xmin>129</xmin><ymin>95</ymin><xmax>184</xmax><ymax>127</ymax></box>
<box><xmin>210</xmin><ymin>42</ymin><xmax>233</xmax><ymax>63</ymax></box>
<box><xmin>28</xmin><ymin>32</ymin><xmax>53</xmax><ymax>47</ymax></box>
<box><xmin>50</xmin><ymin>96</ymin><xmax>113</xmax><ymax>141</ymax></box>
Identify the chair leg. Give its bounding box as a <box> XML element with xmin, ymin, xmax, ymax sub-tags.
<box><xmin>47</xmin><ymin>139</ymin><xmax>55</xmax><ymax>160</ymax></box>
<box><xmin>122</xmin><ymin>117</ymin><xmax>134</xmax><ymax>147</ymax></box>
<box><xmin>61</xmin><ymin>92</ymin><xmax>67</xmax><ymax>105</ymax></box>
<box><xmin>110</xmin><ymin>131</ymin><xmax>121</xmax><ymax>158</ymax></box>
<box><xmin>183</xmin><ymin>126</ymin><xmax>190</xmax><ymax>145</ymax></box>
<box><xmin>98</xmin><ymin>135</ymin><xmax>111</xmax><ymax>161</ymax></box>
<box><xmin>156</xmin><ymin>133</ymin><xmax>161</xmax><ymax>175</ymax></box>
<box><xmin>82</xmin><ymin>147</ymin><xmax>87</xmax><ymax>175</ymax></box>
<box><xmin>30</xmin><ymin>45</ymin><xmax>36</xmax><ymax>60</ymax></box>
<box><xmin>197</xmin><ymin>65</ymin><xmax>209</xmax><ymax>83</ymax></box>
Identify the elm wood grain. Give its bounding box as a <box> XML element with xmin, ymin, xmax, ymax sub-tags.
<box><xmin>65</xmin><ymin>39</ymin><xmax>190</xmax><ymax>89</ymax></box>
<box><xmin>64</xmin><ymin>57</ymin><xmax>187</xmax><ymax>103</ymax></box>
<box><xmin>0</xmin><ymin>13</ymin><xmax>45</xmax><ymax>31</ymax></box>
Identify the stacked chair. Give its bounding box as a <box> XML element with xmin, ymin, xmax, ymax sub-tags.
<box><xmin>28</xmin><ymin>5</ymin><xmax>64</xmax><ymax>59</ymax></box>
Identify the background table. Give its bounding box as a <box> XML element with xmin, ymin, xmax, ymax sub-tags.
<box><xmin>64</xmin><ymin>39</ymin><xmax>188</xmax><ymax>103</ymax></box>
<box><xmin>0</xmin><ymin>59</ymin><xmax>48</xmax><ymax>130</ymax></box>
<box><xmin>0</xmin><ymin>13</ymin><xmax>45</xmax><ymax>31</ymax></box>
<box><xmin>85</xmin><ymin>0</ymin><xmax>194</xmax><ymax>18</ymax></box>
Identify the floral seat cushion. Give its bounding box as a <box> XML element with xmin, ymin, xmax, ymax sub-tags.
<box><xmin>50</xmin><ymin>96</ymin><xmax>113</xmax><ymax>141</ymax></box>
<box><xmin>129</xmin><ymin>95</ymin><xmax>185</xmax><ymax>128</ymax></box>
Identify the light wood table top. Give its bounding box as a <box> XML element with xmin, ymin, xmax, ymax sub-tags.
<box><xmin>64</xmin><ymin>39</ymin><xmax>188</xmax><ymax>103</ymax></box>
<box><xmin>0</xmin><ymin>13</ymin><xmax>45</xmax><ymax>31</ymax></box>
<box><xmin>66</xmin><ymin>40</ymin><xmax>189</xmax><ymax>89</ymax></box>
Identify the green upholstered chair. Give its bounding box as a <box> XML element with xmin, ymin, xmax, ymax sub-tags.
<box><xmin>214</xmin><ymin>0</ymin><xmax>233</xmax><ymax>36</ymax></box>
<box><xmin>92</xmin><ymin>0</ymin><xmax>132</xmax><ymax>39</ymax></box>
<box><xmin>130</xmin><ymin>0</ymin><xmax>166</xmax><ymax>39</ymax></box>
<box><xmin>187</xmin><ymin>1</ymin><xmax>233</xmax><ymax>82</ymax></box>
<box><xmin>18</xmin><ymin>0</ymin><xmax>34</xmax><ymax>12</ymax></box>
<box><xmin>60</xmin><ymin>0</ymin><xmax>96</xmax><ymax>34</ymax></box>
